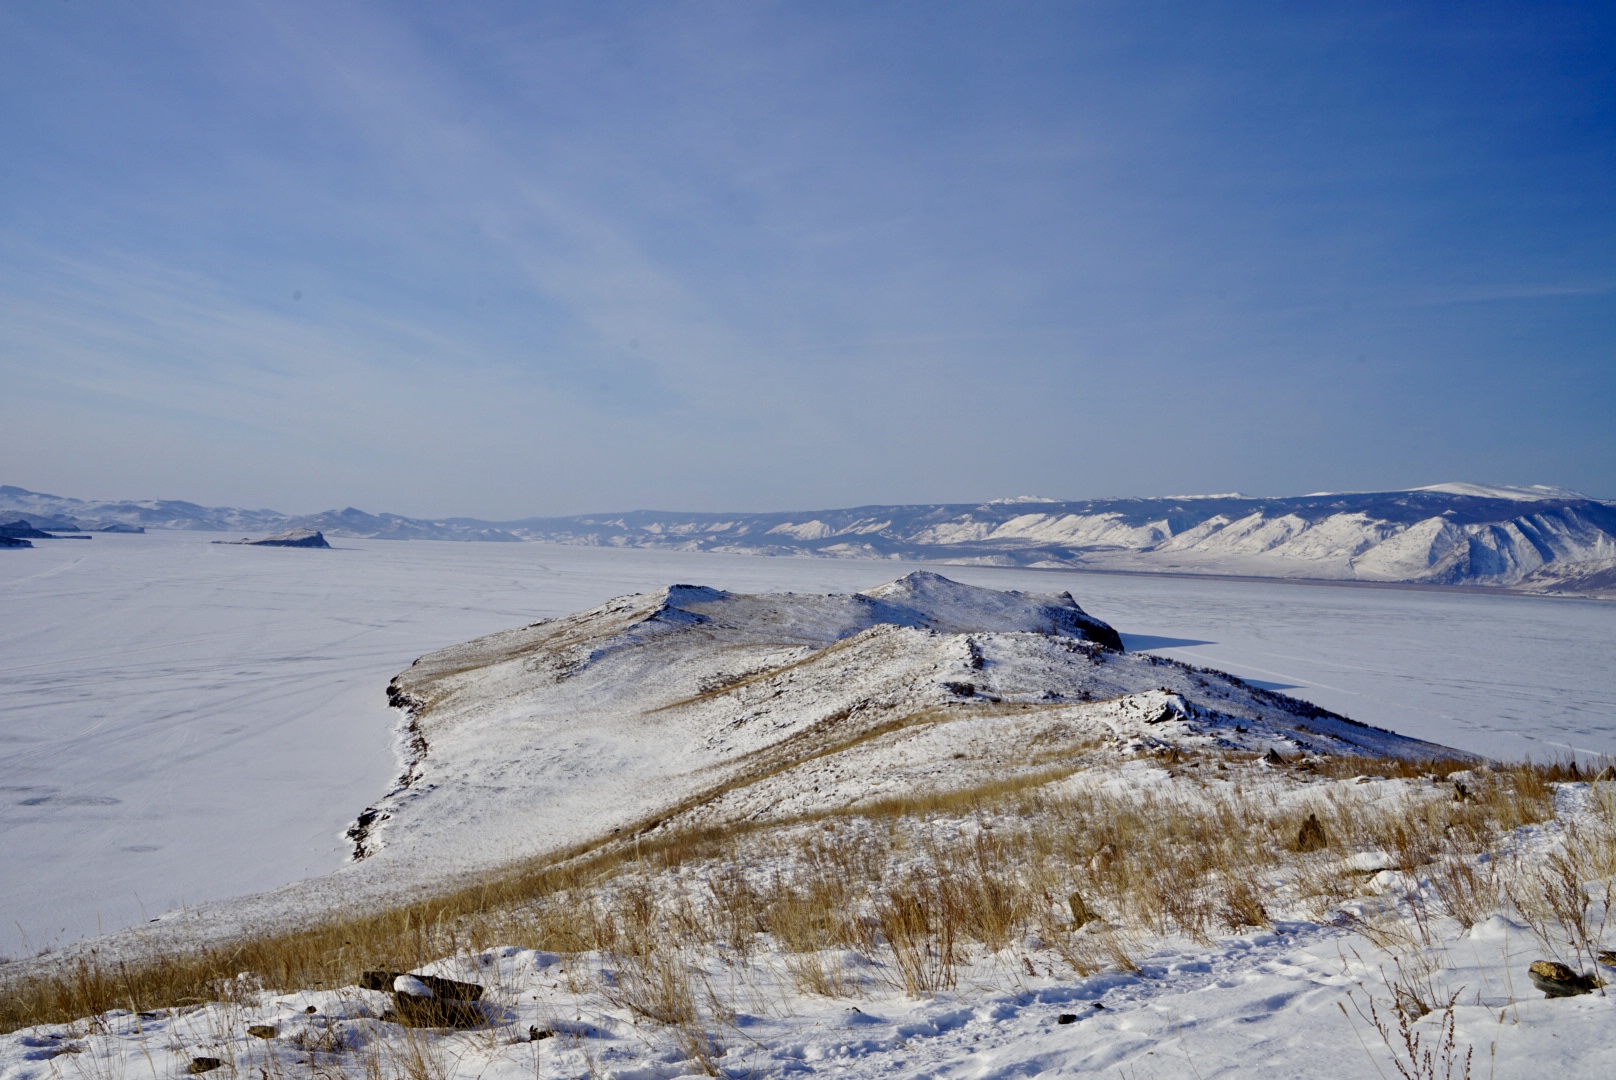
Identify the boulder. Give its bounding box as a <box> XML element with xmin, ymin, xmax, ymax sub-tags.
<box><xmin>188</xmin><ymin>1059</ymin><xmax>222</xmax><ymax>1074</ymax></box>
<box><xmin>246</xmin><ymin>1025</ymin><xmax>276</xmax><ymax>1040</ymax></box>
<box><xmin>1527</xmin><ymin>960</ymin><xmax>1603</xmax><ymax>997</ymax></box>
<box><xmin>360</xmin><ymin>970</ymin><xmax>483</xmax><ymax>1000</ymax></box>
<box><xmin>361</xmin><ymin>969</ymin><xmax>487</xmax><ymax>1028</ymax></box>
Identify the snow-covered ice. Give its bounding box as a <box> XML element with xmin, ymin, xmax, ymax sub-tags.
<box><xmin>5</xmin><ymin>533</ymin><xmax>1616</xmax><ymax>1080</ymax></box>
<box><xmin>3</xmin><ymin>531</ymin><xmax>1615</xmax><ymax>954</ymax></box>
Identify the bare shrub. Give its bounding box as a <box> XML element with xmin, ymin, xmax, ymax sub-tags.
<box><xmin>875</xmin><ymin>887</ymin><xmax>957</xmax><ymax>993</ymax></box>
<box><xmin>1344</xmin><ymin>988</ymin><xmax>1473</xmax><ymax>1080</ymax></box>
<box><xmin>1427</xmin><ymin>841</ymin><xmax>1501</xmax><ymax>930</ymax></box>
<box><xmin>784</xmin><ymin>952</ymin><xmax>862</xmax><ymax>998</ymax></box>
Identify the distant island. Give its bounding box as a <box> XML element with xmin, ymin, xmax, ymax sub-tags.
<box><xmin>212</xmin><ymin>529</ymin><xmax>331</xmax><ymax>548</ymax></box>
<box><xmin>0</xmin><ymin>515</ymin><xmax>105</xmax><ymax>547</ymax></box>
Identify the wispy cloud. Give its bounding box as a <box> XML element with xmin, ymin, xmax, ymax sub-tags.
<box><xmin>2</xmin><ymin>1</ymin><xmax>1613</xmax><ymax>512</ymax></box>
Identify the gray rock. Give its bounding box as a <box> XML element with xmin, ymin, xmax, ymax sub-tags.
<box><xmin>360</xmin><ymin>970</ymin><xmax>483</xmax><ymax>1000</ymax></box>
<box><xmin>1528</xmin><ymin>960</ymin><xmax>1602</xmax><ymax>997</ymax></box>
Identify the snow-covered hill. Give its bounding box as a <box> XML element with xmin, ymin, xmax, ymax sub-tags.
<box><xmin>0</xmin><ymin>486</ymin><xmax>519</xmax><ymax>542</ymax></box>
<box><xmin>498</xmin><ymin>486</ymin><xmax>1616</xmax><ymax>594</ymax></box>
<box><xmin>7</xmin><ymin>482</ymin><xmax>1614</xmax><ymax>594</ymax></box>
<box><xmin>355</xmin><ymin>571</ymin><xmax>1443</xmax><ymax>877</ymax></box>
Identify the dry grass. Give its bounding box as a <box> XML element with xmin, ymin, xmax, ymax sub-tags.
<box><xmin>2</xmin><ymin>752</ymin><xmax>1605</xmax><ymax>1045</ymax></box>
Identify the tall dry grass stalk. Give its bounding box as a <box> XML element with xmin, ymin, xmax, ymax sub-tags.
<box><xmin>0</xmin><ymin>754</ymin><xmax>1594</xmax><ymax>1040</ymax></box>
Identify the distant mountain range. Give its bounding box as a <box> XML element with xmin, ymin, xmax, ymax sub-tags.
<box><xmin>0</xmin><ymin>486</ymin><xmax>522</xmax><ymax>542</ymax></box>
<box><xmin>5</xmin><ymin>482</ymin><xmax>1614</xmax><ymax>597</ymax></box>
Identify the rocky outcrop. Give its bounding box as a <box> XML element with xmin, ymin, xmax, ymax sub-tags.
<box><xmin>361</xmin><ymin>971</ymin><xmax>487</xmax><ymax>1027</ymax></box>
<box><xmin>1527</xmin><ymin>960</ymin><xmax>1603</xmax><ymax>997</ymax></box>
<box><xmin>213</xmin><ymin>529</ymin><xmax>331</xmax><ymax>548</ymax></box>
<box><xmin>251</xmin><ymin>529</ymin><xmax>330</xmax><ymax>548</ymax></box>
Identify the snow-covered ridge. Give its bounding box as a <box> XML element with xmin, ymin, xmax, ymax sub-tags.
<box><xmin>507</xmin><ymin>491</ymin><xmax>1616</xmax><ymax>594</ymax></box>
<box><xmin>499</xmin><ymin>487</ymin><xmax>1616</xmax><ymax>596</ymax></box>
<box><xmin>7</xmin><ymin>482</ymin><xmax>1613</xmax><ymax>595</ymax></box>
<box><xmin>348</xmin><ymin>572</ymin><xmax>1445</xmax><ymax>880</ymax></box>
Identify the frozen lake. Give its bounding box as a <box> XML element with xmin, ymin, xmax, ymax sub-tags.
<box><xmin>3</xmin><ymin>530</ymin><xmax>1613</xmax><ymax>954</ymax></box>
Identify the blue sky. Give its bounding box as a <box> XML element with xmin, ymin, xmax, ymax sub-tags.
<box><xmin>2</xmin><ymin>1</ymin><xmax>1612</xmax><ymax>516</ymax></box>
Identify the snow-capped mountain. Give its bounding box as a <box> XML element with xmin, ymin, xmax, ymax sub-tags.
<box><xmin>5</xmin><ymin>482</ymin><xmax>1613</xmax><ymax>594</ymax></box>
<box><xmin>496</xmin><ymin>486</ymin><xmax>1616</xmax><ymax>593</ymax></box>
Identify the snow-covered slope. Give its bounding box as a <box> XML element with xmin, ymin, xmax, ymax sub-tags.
<box><xmin>354</xmin><ymin>572</ymin><xmax>1444</xmax><ymax>874</ymax></box>
<box><xmin>496</xmin><ymin>486</ymin><xmax>1616</xmax><ymax>594</ymax></box>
